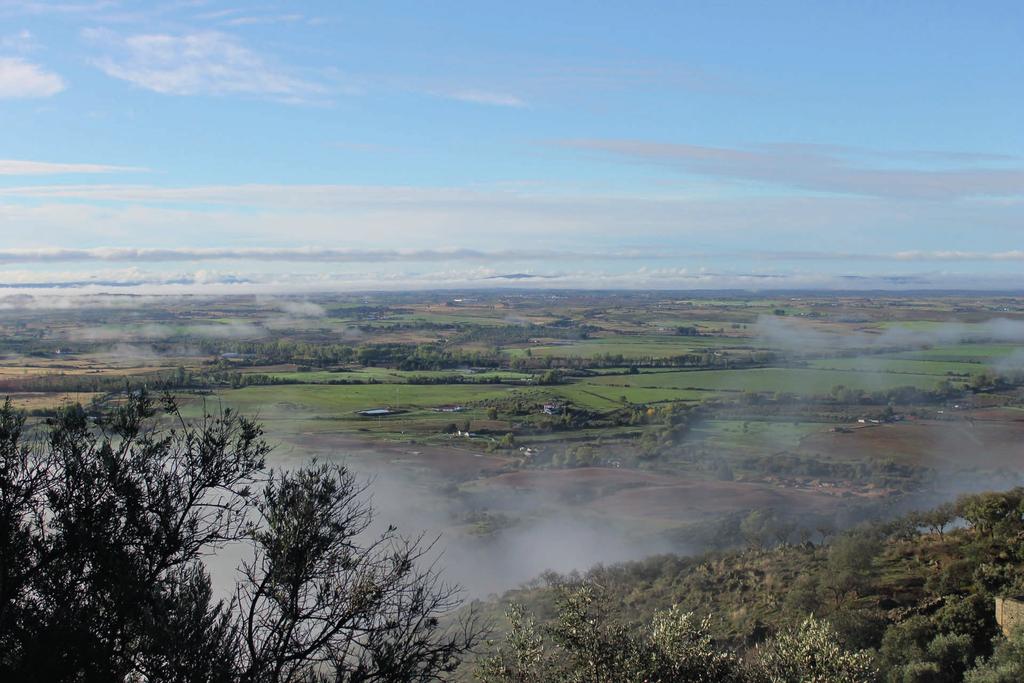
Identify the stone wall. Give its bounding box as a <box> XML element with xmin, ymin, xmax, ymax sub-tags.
<box><xmin>995</xmin><ymin>596</ymin><xmax>1024</xmax><ymax>637</ymax></box>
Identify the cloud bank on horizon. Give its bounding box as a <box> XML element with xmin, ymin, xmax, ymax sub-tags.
<box><xmin>0</xmin><ymin>1</ymin><xmax>1022</xmax><ymax>294</ymax></box>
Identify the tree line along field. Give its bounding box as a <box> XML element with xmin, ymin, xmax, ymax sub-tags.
<box><xmin>502</xmin><ymin>334</ymin><xmax>760</xmax><ymax>359</ymax></box>
<box><xmin>585</xmin><ymin>366</ymin><xmax>957</xmax><ymax>393</ymax></box>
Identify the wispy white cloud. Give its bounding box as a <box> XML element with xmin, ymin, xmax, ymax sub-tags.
<box><xmin>0</xmin><ymin>183</ymin><xmax>486</xmax><ymax>206</ymax></box>
<box><xmin>398</xmin><ymin>57</ymin><xmax>722</xmax><ymax>111</ymax></box>
<box><xmin>0</xmin><ymin>159</ymin><xmax>144</xmax><ymax>175</ymax></box>
<box><xmin>3</xmin><ymin>246</ymin><xmax>1024</xmax><ymax>266</ymax></box>
<box><xmin>437</xmin><ymin>89</ymin><xmax>526</xmax><ymax>107</ymax></box>
<box><xmin>555</xmin><ymin>139</ymin><xmax>1024</xmax><ymax>200</ymax></box>
<box><xmin>223</xmin><ymin>14</ymin><xmax>306</xmax><ymax>27</ymax></box>
<box><xmin>1</xmin><ymin>28</ymin><xmax>37</xmax><ymax>52</ymax></box>
<box><xmin>0</xmin><ymin>246</ymin><xmax>655</xmax><ymax>264</ymax></box>
<box><xmin>0</xmin><ymin>181</ymin><xmax>1021</xmax><ymax>252</ymax></box>
<box><xmin>0</xmin><ymin>56</ymin><xmax>64</xmax><ymax>98</ymax></box>
<box><xmin>83</xmin><ymin>28</ymin><xmax>326</xmax><ymax>101</ymax></box>
<box><xmin>1</xmin><ymin>265</ymin><xmax>1022</xmax><ymax>298</ymax></box>
<box><xmin>193</xmin><ymin>8</ymin><xmax>245</xmax><ymax>21</ymax></box>
<box><xmin>890</xmin><ymin>250</ymin><xmax>1024</xmax><ymax>261</ymax></box>
<box><xmin>0</xmin><ymin>1</ymin><xmax>116</xmax><ymax>17</ymax></box>
<box><xmin>756</xmin><ymin>250</ymin><xmax>1024</xmax><ymax>262</ymax></box>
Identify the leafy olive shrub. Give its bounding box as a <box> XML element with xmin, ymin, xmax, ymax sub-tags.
<box><xmin>476</xmin><ymin>585</ymin><xmax>744</xmax><ymax>683</ymax></box>
<box><xmin>476</xmin><ymin>585</ymin><xmax>877</xmax><ymax>683</ymax></box>
<box><xmin>751</xmin><ymin>615</ymin><xmax>879</xmax><ymax>683</ymax></box>
<box><xmin>965</xmin><ymin>628</ymin><xmax>1024</xmax><ymax>683</ymax></box>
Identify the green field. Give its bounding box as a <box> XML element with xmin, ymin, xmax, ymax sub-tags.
<box><xmin>682</xmin><ymin>419</ymin><xmax>828</xmax><ymax>452</ymax></box>
<box><xmin>255</xmin><ymin>368</ymin><xmax>535</xmax><ymax>384</ymax></box>
<box><xmin>204</xmin><ymin>383</ymin><xmax>519</xmax><ymax>419</ymax></box>
<box><xmin>883</xmin><ymin>344</ymin><xmax>1021</xmax><ymax>363</ymax></box>
<box><xmin>585</xmin><ymin>366</ymin><xmax>952</xmax><ymax>394</ymax></box>
<box><xmin>806</xmin><ymin>357</ymin><xmax>982</xmax><ymax>376</ymax></box>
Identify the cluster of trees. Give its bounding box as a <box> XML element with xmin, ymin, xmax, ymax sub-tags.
<box><xmin>0</xmin><ymin>366</ymin><xmax>349</xmax><ymax>398</ymax></box>
<box><xmin>401</xmin><ymin>374</ymin><xmax>495</xmax><ymax>385</ymax></box>
<box><xmin>0</xmin><ymin>368</ymin><xmax>206</xmax><ymax>396</ymax></box>
<box><xmin>204</xmin><ymin>338</ymin><xmax>512</xmax><ymax>372</ymax></box>
<box><xmin>203</xmin><ymin>339</ymin><xmax>359</xmax><ymax>366</ymax></box>
<box><xmin>477</xmin><ymin>584</ymin><xmax>877</xmax><ymax>682</ymax></box>
<box><xmin>210</xmin><ymin>371</ymin><xmax>308</xmax><ymax>388</ymax></box>
<box><xmin>476</xmin><ymin>488</ymin><xmax>1024</xmax><ymax>682</ymax></box>
<box><xmin>0</xmin><ymin>395</ymin><xmax>478</xmax><ymax>682</ymax></box>
<box><xmin>550</xmin><ymin>443</ymin><xmax>601</xmax><ymax>468</ymax></box>
<box><xmin>828</xmin><ymin>383</ymin><xmax>967</xmax><ymax>406</ymax></box>
<box><xmin>734</xmin><ymin>451</ymin><xmax>924</xmax><ymax>488</ymax></box>
<box><xmin>481</xmin><ymin>396</ymin><xmax>550</xmax><ymax>419</ymax></box>
<box><xmin>508</xmin><ymin>350</ymin><xmax>776</xmax><ymax>372</ymax></box>
<box><xmin>357</xmin><ymin>344</ymin><xmax>503</xmax><ymax>371</ymax></box>
<box><xmin>822</xmin><ymin>373</ymin><xmax>1024</xmax><ymax>409</ymax></box>
<box><xmin>217</xmin><ymin>370</ymin><xmax>526</xmax><ymax>388</ymax></box>
<box><xmin>626</xmin><ymin>403</ymin><xmax>691</xmax><ymax>458</ymax></box>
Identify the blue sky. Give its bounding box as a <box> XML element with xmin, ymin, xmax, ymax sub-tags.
<box><xmin>0</xmin><ymin>0</ymin><xmax>1022</xmax><ymax>293</ymax></box>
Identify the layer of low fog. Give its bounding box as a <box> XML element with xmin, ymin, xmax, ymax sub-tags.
<box><xmin>756</xmin><ymin>315</ymin><xmax>1024</xmax><ymax>355</ymax></box>
<box><xmin>258</xmin><ymin>297</ymin><xmax>327</xmax><ymax>319</ymax></box>
<box><xmin>205</xmin><ymin>447</ymin><xmax>673</xmax><ymax>601</ymax></box>
<box><xmin>202</xmin><ymin>436</ymin><xmax>1020</xmax><ymax>603</ymax></box>
<box><xmin>993</xmin><ymin>348</ymin><xmax>1024</xmax><ymax>374</ymax></box>
<box><xmin>60</xmin><ymin>298</ymin><xmax>346</xmax><ymax>341</ymax></box>
<box><xmin>0</xmin><ymin>294</ymin><xmax>178</xmax><ymax>310</ymax></box>
<box><xmin>69</xmin><ymin>322</ymin><xmax>269</xmax><ymax>343</ymax></box>
<box><xmin>363</xmin><ymin>465</ymin><xmax>674</xmax><ymax>596</ymax></box>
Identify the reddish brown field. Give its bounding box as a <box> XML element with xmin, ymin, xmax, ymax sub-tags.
<box><xmin>472</xmin><ymin>467</ymin><xmax>840</xmax><ymax>523</ymax></box>
<box><xmin>473</xmin><ymin>468</ymin><xmax>676</xmax><ymax>503</ymax></box>
<box><xmin>1</xmin><ymin>392</ymin><xmax>103</xmax><ymax>411</ymax></box>
<box><xmin>799</xmin><ymin>413</ymin><xmax>1024</xmax><ymax>471</ymax></box>
<box><xmin>592</xmin><ymin>479</ymin><xmax>837</xmax><ymax>522</ymax></box>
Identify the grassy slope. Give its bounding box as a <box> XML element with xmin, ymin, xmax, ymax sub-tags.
<box><xmin>480</xmin><ymin>518</ymin><xmax>1014</xmax><ymax>658</ymax></box>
